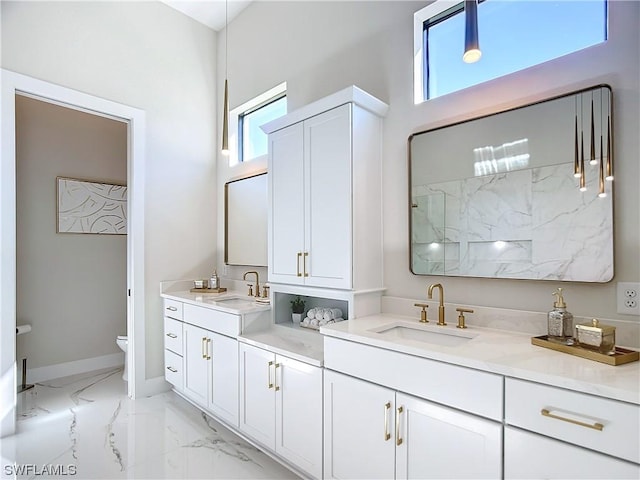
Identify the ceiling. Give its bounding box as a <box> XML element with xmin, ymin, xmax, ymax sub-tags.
<box><xmin>160</xmin><ymin>0</ymin><xmax>254</xmax><ymax>31</ymax></box>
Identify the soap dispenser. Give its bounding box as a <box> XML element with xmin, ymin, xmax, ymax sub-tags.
<box><xmin>210</xmin><ymin>270</ymin><xmax>219</xmax><ymax>290</ymax></box>
<box><xmin>548</xmin><ymin>288</ymin><xmax>573</xmax><ymax>343</ymax></box>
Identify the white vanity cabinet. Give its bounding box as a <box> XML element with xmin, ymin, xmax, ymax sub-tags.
<box><xmin>324</xmin><ymin>370</ymin><xmax>502</xmax><ymax>479</ymax></box>
<box><xmin>238</xmin><ymin>342</ymin><xmax>323</xmax><ymax>479</ymax></box>
<box><xmin>504</xmin><ymin>377</ymin><xmax>640</xmax><ymax>479</ymax></box>
<box><xmin>163</xmin><ymin>300</ymin><xmax>241</xmax><ymax>428</ymax></box>
<box><xmin>263</xmin><ymin>86</ymin><xmax>387</xmax><ymax>291</ymax></box>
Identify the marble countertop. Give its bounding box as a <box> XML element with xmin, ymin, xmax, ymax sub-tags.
<box><xmin>161</xmin><ymin>290</ymin><xmax>271</xmax><ymax>315</ymax></box>
<box><xmin>239</xmin><ymin>323</ymin><xmax>324</xmax><ymax>367</ymax></box>
<box><xmin>320</xmin><ymin>314</ymin><xmax>640</xmax><ymax>405</ymax></box>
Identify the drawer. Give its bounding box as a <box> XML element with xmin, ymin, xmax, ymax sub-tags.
<box><xmin>164</xmin><ymin>317</ymin><xmax>183</xmax><ymax>355</ymax></box>
<box><xmin>164</xmin><ymin>349</ymin><xmax>183</xmax><ymax>389</ymax></box>
<box><xmin>505</xmin><ymin>426</ymin><xmax>640</xmax><ymax>479</ymax></box>
<box><xmin>324</xmin><ymin>336</ymin><xmax>503</xmax><ymax>420</ymax></box>
<box><xmin>163</xmin><ymin>298</ymin><xmax>183</xmax><ymax>320</ymax></box>
<box><xmin>183</xmin><ymin>303</ymin><xmax>240</xmax><ymax>337</ymax></box>
<box><xmin>505</xmin><ymin>377</ymin><xmax>639</xmax><ymax>464</ymax></box>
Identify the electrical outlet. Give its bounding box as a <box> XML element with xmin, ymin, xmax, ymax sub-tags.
<box><xmin>617</xmin><ymin>282</ymin><xmax>640</xmax><ymax>315</ymax></box>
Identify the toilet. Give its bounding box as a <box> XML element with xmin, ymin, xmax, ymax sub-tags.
<box><xmin>116</xmin><ymin>335</ymin><xmax>128</xmax><ymax>381</ymax></box>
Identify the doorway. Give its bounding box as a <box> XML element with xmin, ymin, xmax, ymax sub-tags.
<box><xmin>1</xmin><ymin>69</ymin><xmax>146</xmax><ymax>438</ymax></box>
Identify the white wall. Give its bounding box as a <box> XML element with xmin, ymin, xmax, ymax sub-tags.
<box><xmin>16</xmin><ymin>95</ymin><xmax>127</xmax><ymax>369</ymax></box>
<box><xmin>1</xmin><ymin>1</ymin><xmax>218</xmax><ymax>380</ymax></box>
<box><xmin>219</xmin><ymin>1</ymin><xmax>639</xmax><ymax>321</ymax></box>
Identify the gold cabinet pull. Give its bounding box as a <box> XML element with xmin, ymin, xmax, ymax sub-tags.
<box><xmin>166</xmin><ymin>306</ymin><xmax>178</xmax><ymax>312</ymax></box>
<box><xmin>303</xmin><ymin>252</ymin><xmax>309</xmax><ymax>277</ymax></box>
<box><xmin>166</xmin><ymin>333</ymin><xmax>178</xmax><ymax>339</ymax></box>
<box><xmin>296</xmin><ymin>252</ymin><xmax>302</xmax><ymax>277</ymax></box>
<box><xmin>396</xmin><ymin>406</ymin><xmax>404</xmax><ymax>446</ymax></box>
<box><xmin>541</xmin><ymin>408</ymin><xmax>604</xmax><ymax>431</ymax></box>
<box><xmin>268</xmin><ymin>360</ymin><xmax>274</xmax><ymax>389</ymax></box>
<box><xmin>206</xmin><ymin>338</ymin><xmax>212</xmax><ymax>360</ymax></box>
<box><xmin>166</xmin><ymin>366</ymin><xmax>177</xmax><ymax>373</ymax></box>
<box><xmin>274</xmin><ymin>363</ymin><xmax>281</xmax><ymax>391</ymax></box>
<box><xmin>201</xmin><ymin>337</ymin><xmax>207</xmax><ymax>359</ymax></box>
<box><xmin>383</xmin><ymin>402</ymin><xmax>391</xmax><ymax>441</ymax></box>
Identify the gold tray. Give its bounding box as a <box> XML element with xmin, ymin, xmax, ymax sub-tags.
<box><xmin>190</xmin><ymin>287</ymin><xmax>227</xmax><ymax>293</ymax></box>
<box><xmin>531</xmin><ymin>335</ymin><xmax>639</xmax><ymax>366</ymax></box>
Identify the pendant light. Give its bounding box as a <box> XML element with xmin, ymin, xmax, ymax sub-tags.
<box><xmin>221</xmin><ymin>0</ymin><xmax>230</xmax><ymax>156</ymax></box>
<box><xmin>463</xmin><ymin>0</ymin><xmax>481</xmax><ymax>64</ymax></box>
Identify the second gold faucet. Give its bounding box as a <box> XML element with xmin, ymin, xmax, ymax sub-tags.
<box><xmin>243</xmin><ymin>270</ymin><xmax>260</xmax><ymax>298</ymax></box>
<box><xmin>427</xmin><ymin>283</ymin><xmax>446</xmax><ymax>326</ymax></box>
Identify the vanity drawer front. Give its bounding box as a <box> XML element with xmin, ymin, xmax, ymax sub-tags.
<box><xmin>164</xmin><ymin>317</ymin><xmax>183</xmax><ymax>355</ymax></box>
<box><xmin>164</xmin><ymin>349</ymin><xmax>183</xmax><ymax>389</ymax></box>
<box><xmin>324</xmin><ymin>337</ymin><xmax>503</xmax><ymax>420</ymax></box>
<box><xmin>164</xmin><ymin>298</ymin><xmax>183</xmax><ymax>320</ymax></box>
<box><xmin>505</xmin><ymin>377</ymin><xmax>639</xmax><ymax>464</ymax></box>
<box><xmin>183</xmin><ymin>303</ymin><xmax>240</xmax><ymax>337</ymax></box>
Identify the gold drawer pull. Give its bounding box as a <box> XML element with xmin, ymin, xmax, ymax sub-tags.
<box><xmin>296</xmin><ymin>253</ymin><xmax>302</xmax><ymax>277</ymax></box>
<box><xmin>268</xmin><ymin>360</ymin><xmax>274</xmax><ymax>389</ymax></box>
<box><xmin>206</xmin><ymin>338</ymin><xmax>212</xmax><ymax>360</ymax></box>
<box><xmin>201</xmin><ymin>337</ymin><xmax>207</xmax><ymax>359</ymax></box>
<box><xmin>166</xmin><ymin>333</ymin><xmax>178</xmax><ymax>339</ymax></box>
<box><xmin>541</xmin><ymin>408</ymin><xmax>604</xmax><ymax>431</ymax></box>
<box><xmin>383</xmin><ymin>402</ymin><xmax>391</xmax><ymax>441</ymax></box>
<box><xmin>166</xmin><ymin>306</ymin><xmax>178</xmax><ymax>312</ymax></box>
<box><xmin>303</xmin><ymin>252</ymin><xmax>309</xmax><ymax>277</ymax></box>
<box><xmin>274</xmin><ymin>363</ymin><xmax>281</xmax><ymax>391</ymax></box>
<box><xmin>396</xmin><ymin>406</ymin><xmax>404</xmax><ymax>446</ymax></box>
<box><xmin>166</xmin><ymin>366</ymin><xmax>177</xmax><ymax>373</ymax></box>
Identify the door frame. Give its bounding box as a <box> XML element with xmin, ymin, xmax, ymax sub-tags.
<box><xmin>1</xmin><ymin>69</ymin><xmax>146</xmax><ymax>437</ymax></box>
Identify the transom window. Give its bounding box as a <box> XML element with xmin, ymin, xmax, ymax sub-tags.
<box><xmin>229</xmin><ymin>82</ymin><xmax>287</xmax><ymax>166</ymax></box>
<box><xmin>414</xmin><ymin>0</ymin><xmax>608</xmax><ymax>103</ymax></box>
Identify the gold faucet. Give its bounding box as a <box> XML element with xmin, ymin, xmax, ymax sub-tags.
<box><xmin>243</xmin><ymin>271</ymin><xmax>260</xmax><ymax>298</ymax></box>
<box><xmin>427</xmin><ymin>283</ymin><xmax>446</xmax><ymax>326</ymax></box>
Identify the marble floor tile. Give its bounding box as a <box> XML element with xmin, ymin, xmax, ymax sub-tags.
<box><xmin>1</xmin><ymin>368</ymin><xmax>299</xmax><ymax>479</ymax></box>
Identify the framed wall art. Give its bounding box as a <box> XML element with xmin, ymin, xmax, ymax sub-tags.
<box><xmin>56</xmin><ymin>176</ymin><xmax>127</xmax><ymax>234</ymax></box>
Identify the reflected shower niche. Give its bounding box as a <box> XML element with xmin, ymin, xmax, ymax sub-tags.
<box><xmin>409</xmin><ymin>85</ymin><xmax>613</xmax><ymax>282</ymax></box>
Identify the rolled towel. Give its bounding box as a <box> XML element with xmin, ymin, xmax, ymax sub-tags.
<box><xmin>323</xmin><ymin>308</ymin><xmax>343</xmax><ymax>321</ymax></box>
<box><xmin>301</xmin><ymin>317</ymin><xmax>310</xmax><ymax>327</ymax></box>
<box><xmin>310</xmin><ymin>318</ymin><xmax>319</xmax><ymax>328</ymax></box>
<box><xmin>315</xmin><ymin>309</ymin><xmax>325</xmax><ymax>320</ymax></box>
<box><xmin>318</xmin><ymin>319</ymin><xmax>328</xmax><ymax>327</ymax></box>
<box><xmin>307</xmin><ymin>308</ymin><xmax>316</xmax><ymax>319</ymax></box>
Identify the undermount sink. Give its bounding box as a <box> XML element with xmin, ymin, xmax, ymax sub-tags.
<box><xmin>370</xmin><ymin>322</ymin><xmax>477</xmax><ymax>347</ymax></box>
<box><xmin>210</xmin><ymin>297</ymin><xmax>256</xmax><ymax>308</ymax></box>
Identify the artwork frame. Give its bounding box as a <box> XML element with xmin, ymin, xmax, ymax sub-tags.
<box><xmin>56</xmin><ymin>176</ymin><xmax>127</xmax><ymax>235</ymax></box>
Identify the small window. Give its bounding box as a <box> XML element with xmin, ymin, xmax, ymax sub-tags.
<box><xmin>239</xmin><ymin>94</ymin><xmax>287</xmax><ymax>162</ymax></box>
<box><xmin>229</xmin><ymin>82</ymin><xmax>287</xmax><ymax>166</ymax></box>
<box><xmin>414</xmin><ymin>0</ymin><xmax>608</xmax><ymax>102</ymax></box>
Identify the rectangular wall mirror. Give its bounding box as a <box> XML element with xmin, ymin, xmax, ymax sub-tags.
<box><xmin>225</xmin><ymin>172</ymin><xmax>268</xmax><ymax>266</ymax></box>
<box><xmin>409</xmin><ymin>85</ymin><xmax>613</xmax><ymax>282</ymax></box>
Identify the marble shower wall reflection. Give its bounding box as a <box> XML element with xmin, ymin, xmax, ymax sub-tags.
<box><xmin>410</xmin><ymin>85</ymin><xmax>613</xmax><ymax>282</ymax></box>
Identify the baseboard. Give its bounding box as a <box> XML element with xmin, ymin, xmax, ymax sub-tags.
<box><xmin>25</xmin><ymin>352</ymin><xmax>124</xmax><ymax>384</ymax></box>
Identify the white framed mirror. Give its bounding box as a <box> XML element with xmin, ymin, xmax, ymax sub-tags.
<box><xmin>225</xmin><ymin>171</ymin><xmax>267</xmax><ymax>266</ymax></box>
<box><xmin>409</xmin><ymin>85</ymin><xmax>614</xmax><ymax>282</ymax></box>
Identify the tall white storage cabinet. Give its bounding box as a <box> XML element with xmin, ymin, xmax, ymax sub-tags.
<box><xmin>262</xmin><ymin>86</ymin><xmax>388</xmax><ymax>291</ymax></box>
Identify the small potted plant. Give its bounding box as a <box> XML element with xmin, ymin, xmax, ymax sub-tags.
<box><xmin>290</xmin><ymin>296</ymin><xmax>306</xmax><ymax>324</ymax></box>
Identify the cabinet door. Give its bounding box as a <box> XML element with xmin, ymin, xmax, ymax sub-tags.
<box><xmin>238</xmin><ymin>343</ymin><xmax>276</xmax><ymax>449</ymax></box>
<box><xmin>209</xmin><ymin>332</ymin><xmax>239</xmax><ymax>428</ymax></box>
<box><xmin>505</xmin><ymin>426</ymin><xmax>640</xmax><ymax>479</ymax></box>
<box><xmin>395</xmin><ymin>392</ymin><xmax>502</xmax><ymax>479</ymax></box>
<box><xmin>304</xmin><ymin>104</ymin><xmax>352</xmax><ymax>289</ymax></box>
<box><xmin>276</xmin><ymin>355</ymin><xmax>323</xmax><ymax>479</ymax></box>
<box><xmin>324</xmin><ymin>370</ymin><xmax>395</xmax><ymax>479</ymax></box>
<box><xmin>183</xmin><ymin>323</ymin><xmax>210</xmax><ymax>407</ymax></box>
<box><xmin>268</xmin><ymin>122</ymin><xmax>305</xmax><ymax>285</ymax></box>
